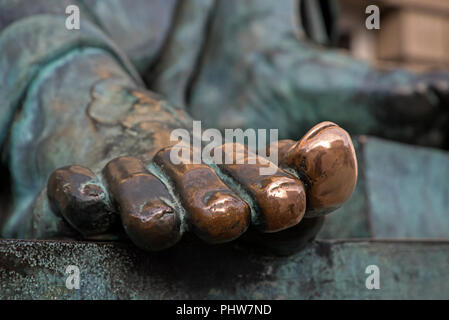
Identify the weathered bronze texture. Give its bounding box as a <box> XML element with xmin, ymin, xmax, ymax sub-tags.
<box><xmin>3</xmin><ymin>239</ymin><xmax>449</xmax><ymax>299</ymax></box>
<box><xmin>47</xmin><ymin>165</ymin><xmax>115</xmax><ymax>236</ymax></box>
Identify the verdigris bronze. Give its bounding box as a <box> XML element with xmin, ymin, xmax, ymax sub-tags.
<box><xmin>0</xmin><ymin>0</ymin><xmax>447</xmax><ymax>253</ymax></box>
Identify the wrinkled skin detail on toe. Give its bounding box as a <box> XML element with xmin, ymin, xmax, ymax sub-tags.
<box><xmin>103</xmin><ymin>157</ymin><xmax>183</xmax><ymax>251</ymax></box>
<box><xmin>47</xmin><ymin>165</ymin><xmax>116</xmax><ymax>237</ymax></box>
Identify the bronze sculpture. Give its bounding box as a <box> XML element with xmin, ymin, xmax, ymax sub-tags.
<box><xmin>0</xmin><ymin>0</ymin><xmax>447</xmax><ymax>253</ymax></box>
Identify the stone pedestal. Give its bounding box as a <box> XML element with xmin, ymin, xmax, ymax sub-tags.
<box><xmin>1</xmin><ymin>239</ymin><xmax>449</xmax><ymax>299</ymax></box>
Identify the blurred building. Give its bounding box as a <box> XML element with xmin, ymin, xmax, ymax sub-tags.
<box><xmin>337</xmin><ymin>0</ymin><xmax>449</xmax><ymax>72</ymax></box>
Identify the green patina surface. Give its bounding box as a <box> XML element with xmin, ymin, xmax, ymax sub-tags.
<box><xmin>1</xmin><ymin>239</ymin><xmax>449</xmax><ymax>299</ymax></box>
<box><xmin>320</xmin><ymin>136</ymin><xmax>449</xmax><ymax>239</ymax></box>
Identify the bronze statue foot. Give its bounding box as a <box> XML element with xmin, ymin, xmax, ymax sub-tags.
<box><xmin>46</xmin><ymin>122</ymin><xmax>357</xmax><ymax>251</ymax></box>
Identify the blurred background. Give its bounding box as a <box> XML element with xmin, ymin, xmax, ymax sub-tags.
<box><xmin>337</xmin><ymin>0</ymin><xmax>448</xmax><ymax>72</ymax></box>
<box><xmin>296</xmin><ymin>0</ymin><xmax>449</xmax><ymax>240</ymax></box>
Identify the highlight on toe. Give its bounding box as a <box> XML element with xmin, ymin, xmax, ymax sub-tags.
<box><xmin>280</xmin><ymin>122</ymin><xmax>358</xmax><ymax>217</ymax></box>
<box><xmin>152</xmin><ymin>147</ymin><xmax>251</xmax><ymax>244</ymax></box>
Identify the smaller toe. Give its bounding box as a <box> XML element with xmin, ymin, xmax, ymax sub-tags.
<box><xmin>103</xmin><ymin>156</ymin><xmax>182</xmax><ymax>251</ymax></box>
<box><xmin>218</xmin><ymin>143</ymin><xmax>307</xmax><ymax>233</ymax></box>
<box><xmin>47</xmin><ymin>165</ymin><xmax>115</xmax><ymax>236</ymax></box>
<box><xmin>152</xmin><ymin>147</ymin><xmax>251</xmax><ymax>244</ymax></box>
